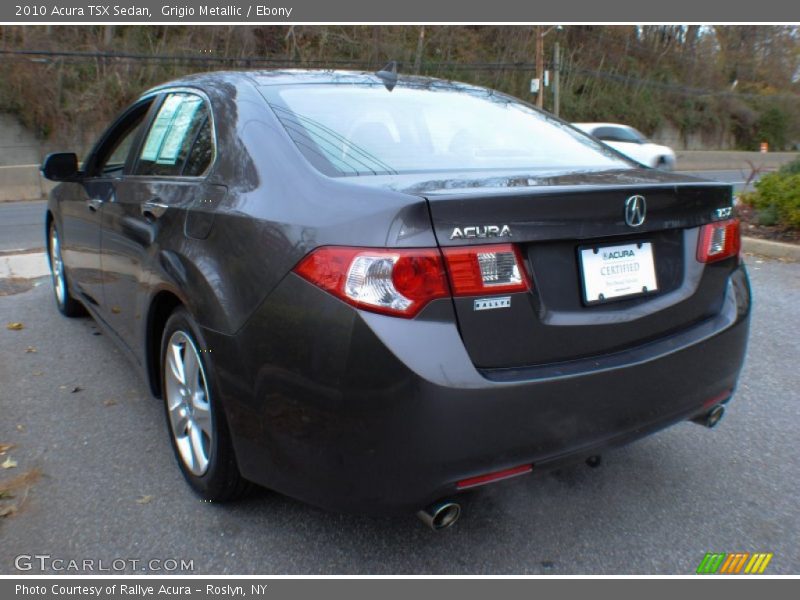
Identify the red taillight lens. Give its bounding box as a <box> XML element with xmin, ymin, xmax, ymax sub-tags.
<box><xmin>294</xmin><ymin>244</ymin><xmax>530</xmax><ymax>317</ymax></box>
<box><xmin>442</xmin><ymin>243</ymin><xmax>530</xmax><ymax>296</ymax></box>
<box><xmin>697</xmin><ymin>218</ymin><xmax>740</xmax><ymax>263</ymax></box>
<box><xmin>293</xmin><ymin>247</ymin><xmax>450</xmax><ymax>318</ymax></box>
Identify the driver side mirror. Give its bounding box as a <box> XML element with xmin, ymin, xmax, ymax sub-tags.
<box><xmin>41</xmin><ymin>153</ymin><xmax>80</xmax><ymax>181</ymax></box>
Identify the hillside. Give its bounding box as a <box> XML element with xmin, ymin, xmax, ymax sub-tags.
<box><xmin>1</xmin><ymin>25</ymin><xmax>798</xmax><ymax>152</ymax></box>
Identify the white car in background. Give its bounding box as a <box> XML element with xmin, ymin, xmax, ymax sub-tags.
<box><xmin>573</xmin><ymin>123</ymin><xmax>676</xmax><ymax>170</ymax></box>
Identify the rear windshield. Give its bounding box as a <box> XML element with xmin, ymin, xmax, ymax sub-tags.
<box><xmin>262</xmin><ymin>83</ymin><xmax>632</xmax><ymax>177</ymax></box>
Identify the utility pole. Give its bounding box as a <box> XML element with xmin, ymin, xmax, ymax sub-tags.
<box><xmin>413</xmin><ymin>26</ymin><xmax>426</xmax><ymax>75</ymax></box>
<box><xmin>553</xmin><ymin>40</ymin><xmax>560</xmax><ymax>117</ymax></box>
<box><xmin>535</xmin><ymin>26</ymin><xmax>545</xmax><ymax>108</ymax></box>
<box><xmin>103</xmin><ymin>25</ymin><xmax>115</xmax><ymax>47</ymax></box>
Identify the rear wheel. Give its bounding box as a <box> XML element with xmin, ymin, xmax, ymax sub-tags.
<box><xmin>48</xmin><ymin>221</ymin><xmax>85</xmax><ymax>317</ymax></box>
<box><xmin>160</xmin><ymin>307</ymin><xmax>249</xmax><ymax>502</ymax></box>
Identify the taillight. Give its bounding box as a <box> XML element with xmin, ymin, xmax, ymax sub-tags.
<box><xmin>294</xmin><ymin>243</ymin><xmax>530</xmax><ymax>318</ymax></box>
<box><xmin>697</xmin><ymin>218</ymin><xmax>740</xmax><ymax>263</ymax></box>
<box><xmin>442</xmin><ymin>243</ymin><xmax>530</xmax><ymax>296</ymax></box>
<box><xmin>293</xmin><ymin>247</ymin><xmax>450</xmax><ymax>318</ymax></box>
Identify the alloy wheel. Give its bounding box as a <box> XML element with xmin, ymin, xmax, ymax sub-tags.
<box><xmin>49</xmin><ymin>225</ymin><xmax>66</xmax><ymax>306</ymax></box>
<box><xmin>163</xmin><ymin>330</ymin><xmax>214</xmax><ymax>476</ymax></box>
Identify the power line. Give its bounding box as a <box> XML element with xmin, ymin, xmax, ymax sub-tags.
<box><xmin>561</xmin><ymin>66</ymin><xmax>800</xmax><ymax>100</ymax></box>
<box><xmin>1</xmin><ymin>48</ymin><xmax>797</xmax><ymax>101</ymax></box>
<box><xmin>0</xmin><ymin>48</ymin><xmax>533</xmax><ymax>69</ymax></box>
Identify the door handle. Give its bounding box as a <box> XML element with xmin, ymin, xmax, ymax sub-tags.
<box><xmin>141</xmin><ymin>200</ymin><xmax>168</xmax><ymax>221</ymax></box>
<box><xmin>87</xmin><ymin>198</ymin><xmax>104</xmax><ymax>212</ymax></box>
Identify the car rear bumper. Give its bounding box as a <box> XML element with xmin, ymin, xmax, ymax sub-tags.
<box><xmin>205</xmin><ymin>265</ymin><xmax>750</xmax><ymax>515</ymax></box>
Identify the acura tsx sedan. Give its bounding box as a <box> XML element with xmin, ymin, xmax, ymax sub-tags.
<box><xmin>42</xmin><ymin>70</ymin><xmax>750</xmax><ymax>529</ymax></box>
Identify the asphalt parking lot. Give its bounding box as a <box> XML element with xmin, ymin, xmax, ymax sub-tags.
<box><xmin>0</xmin><ymin>251</ymin><xmax>798</xmax><ymax>574</ymax></box>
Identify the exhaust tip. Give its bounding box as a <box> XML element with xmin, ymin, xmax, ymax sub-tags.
<box><xmin>417</xmin><ymin>501</ymin><xmax>461</xmax><ymax>531</ymax></box>
<box><xmin>692</xmin><ymin>404</ymin><xmax>725</xmax><ymax>428</ymax></box>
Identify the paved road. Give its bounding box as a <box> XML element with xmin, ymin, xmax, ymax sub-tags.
<box><xmin>0</xmin><ymin>200</ymin><xmax>45</xmax><ymax>253</ymax></box>
<box><xmin>0</xmin><ymin>170</ymin><xmax>758</xmax><ymax>254</ymax></box>
<box><xmin>0</xmin><ymin>257</ymin><xmax>797</xmax><ymax>574</ymax></box>
<box><xmin>677</xmin><ymin>169</ymin><xmax>759</xmax><ymax>194</ymax></box>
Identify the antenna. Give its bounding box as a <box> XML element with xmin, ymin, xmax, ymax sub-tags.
<box><xmin>376</xmin><ymin>61</ymin><xmax>398</xmax><ymax>92</ymax></box>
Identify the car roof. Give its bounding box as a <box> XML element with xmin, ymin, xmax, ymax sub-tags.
<box><xmin>144</xmin><ymin>69</ymin><xmax>485</xmax><ymax>95</ymax></box>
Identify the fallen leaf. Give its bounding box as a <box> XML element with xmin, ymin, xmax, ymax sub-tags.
<box><xmin>25</xmin><ymin>346</ymin><xmax>37</xmax><ymax>353</ymax></box>
<box><xmin>0</xmin><ymin>505</ymin><xmax>17</xmax><ymax>518</ymax></box>
<box><xmin>1</xmin><ymin>457</ymin><xmax>18</xmax><ymax>469</ymax></box>
<box><xmin>135</xmin><ymin>495</ymin><xmax>154</xmax><ymax>505</ymax></box>
<box><xmin>6</xmin><ymin>322</ymin><xmax>24</xmax><ymax>331</ymax></box>
<box><xmin>0</xmin><ymin>444</ymin><xmax>14</xmax><ymax>455</ymax></box>
<box><xmin>0</xmin><ymin>468</ymin><xmax>40</xmax><ymax>496</ymax></box>
<box><xmin>16</xmin><ymin>425</ymin><xmax>25</xmax><ymax>433</ymax></box>
<box><xmin>70</xmin><ymin>386</ymin><xmax>82</xmax><ymax>394</ymax></box>
<box><xmin>103</xmin><ymin>399</ymin><xmax>118</xmax><ymax>407</ymax></box>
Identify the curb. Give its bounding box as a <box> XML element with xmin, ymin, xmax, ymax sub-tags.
<box><xmin>742</xmin><ymin>236</ymin><xmax>800</xmax><ymax>261</ymax></box>
<box><xmin>0</xmin><ymin>251</ymin><xmax>49</xmax><ymax>280</ymax></box>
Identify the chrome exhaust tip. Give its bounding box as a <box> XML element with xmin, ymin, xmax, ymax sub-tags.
<box><xmin>692</xmin><ymin>404</ymin><xmax>725</xmax><ymax>428</ymax></box>
<box><xmin>417</xmin><ymin>500</ymin><xmax>461</xmax><ymax>531</ymax></box>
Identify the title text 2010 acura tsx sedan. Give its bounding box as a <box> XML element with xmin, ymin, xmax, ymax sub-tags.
<box><xmin>41</xmin><ymin>70</ymin><xmax>750</xmax><ymax>530</ymax></box>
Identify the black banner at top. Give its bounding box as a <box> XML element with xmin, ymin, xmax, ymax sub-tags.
<box><xmin>0</xmin><ymin>0</ymin><xmax>797</xmax><ymax>23</ymax></box>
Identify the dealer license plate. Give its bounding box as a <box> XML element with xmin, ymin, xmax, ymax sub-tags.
<box><xmin>579</xmin><ymin>242</ymin><xmax>658</xmax><ymax>304</ymax></box>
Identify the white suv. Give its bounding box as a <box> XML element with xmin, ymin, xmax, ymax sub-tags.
<box><xmin>573</xmin><ymin>123</ymin><xmax>676</xmax><ymax>170</ymax></box>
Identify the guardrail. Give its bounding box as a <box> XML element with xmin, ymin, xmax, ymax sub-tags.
<box><xmin>0</xmin><ymin>164</ymin><xmax>55</xmax><ymax>202</ymax></box>
<box><xmin>676</xmin><ymin>151</ymin><xmax>799</xmax><ymax>172</ymax></box>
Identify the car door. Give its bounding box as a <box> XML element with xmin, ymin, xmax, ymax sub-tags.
<box><xmin>59</xmin><ymin>100</ymin><xmax>152</xmax><ymax>312</ymax></box>
<box><xmin>101</xmin><ymin>90</ymin><xmax>222</xmax><ymax>349</ymax></box>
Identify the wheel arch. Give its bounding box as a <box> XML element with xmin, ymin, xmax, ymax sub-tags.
<box><xmin>45</xmin><ymin>210</ymin><xmax>54</xmax><ymax>263</ymax></box>
<box><xmin>145</xmin><ymin>289</ymin><xmax>185</xmax><ymax>399</ymax></box>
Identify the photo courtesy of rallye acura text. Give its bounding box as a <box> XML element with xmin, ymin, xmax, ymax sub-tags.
<box><xmin>41</xmin><ymin>68</ymin><xmax>751</xmax><ymax>530</ymax></box>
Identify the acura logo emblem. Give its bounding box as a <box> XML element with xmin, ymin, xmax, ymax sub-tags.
<box><xmin>624</xmin><ymin>195</ymin><xmax>646</xmax><ymax>227</ymax></box>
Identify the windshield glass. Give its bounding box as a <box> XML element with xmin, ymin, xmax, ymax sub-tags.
<box><xmin>262</xmin><ymin>84</ymin><xmax>632</xmax><ymax>177</ymax></box>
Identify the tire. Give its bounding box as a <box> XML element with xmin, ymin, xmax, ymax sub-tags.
<box><xmin>160</xmin><ymin>307</ymin><xmax>249</xmax><ymax>502</ymax></box>
<box><xmin>48</xmin><ymin>221</ymin><xmax>85</xmax><ymax>317</ymax></box>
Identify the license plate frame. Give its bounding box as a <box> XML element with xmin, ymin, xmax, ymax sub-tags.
<box><xmin>578</xmin><ymin>241</ymin><xmax>659</xmax><ymax>305</ymax></box>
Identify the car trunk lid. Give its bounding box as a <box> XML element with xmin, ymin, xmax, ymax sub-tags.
<box><xmin>420</xmin><ymin>168</ymin><xmax>735</xmax><ymax>369</ymax></box>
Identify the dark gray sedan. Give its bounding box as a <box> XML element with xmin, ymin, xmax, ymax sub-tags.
<box><xmin>42</xmin><ymin>70</ymin><xmax>750</xmax><ymax>530</ymax></box>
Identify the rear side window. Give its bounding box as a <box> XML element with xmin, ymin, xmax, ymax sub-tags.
<box><xmin>592</xmin><ymin>126</ymin><xmax>642</xmax><ymax>143</ymax></box>
<box><xmin>135</xmin><ymin>92</ymin><xmax>213</xmax><ymax>177</ymax></box>
<box><xmin>183</xmin><ymin>117</ymin><xmax>213</xmax><ymax>176</ymax></box>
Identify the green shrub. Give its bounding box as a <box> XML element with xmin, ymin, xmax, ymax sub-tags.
<box><xmin>757</xmin><ymin>106</ymin><xmax>790</xmax><ymax>150</ymax></box>
<box><xmin>756</xmin><ymin>204</ymin><xmax>779</xmax><ymax>226</ymax></box>
<box><xmin>778</xmin><ymin>157</ymin><xmax>800</xmax><ymax>176</ymax></box>
<box><xmin>748</xmin><ymin>171</ymin><xmax>800</xmax><ymax>230</ymax></box>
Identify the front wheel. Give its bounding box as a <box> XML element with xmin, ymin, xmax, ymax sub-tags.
<box><xmin>160</xmin><ymin>307</ymin><xmax>249</xmax><ymax>502</ymax></box>
<box><xmin>48</xmin><ymin>221</ymin><xmax>85</xmax><ymax>317</ymax></box>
